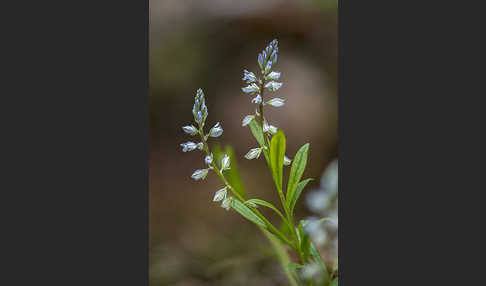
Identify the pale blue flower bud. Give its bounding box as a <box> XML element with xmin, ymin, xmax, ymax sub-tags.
<box><xmin>193</xmin><ymin>88</ymin><xmax>208</xmax><ymax>126</ymax></box>
<box><xmin>268</xmin><ymin>125</ymin><xmax>278</xmax><ymax>134</ymax></box>
<box><xmin>243</xmin><ymin>69</ymin><xmax>257</xmax><ymax>83</ymax></box>
<box><xmin>283</xmin><ymin>155</ymin><xmax>292</xmax><ymax>166</ymax></box>
<box><xmin>252</xmin><ymin>94</ymin><xmax>262</xmax><ymax>104</ymax></box>
<box><xmin>221</xmin><ymin>154</ymin><xmax>231</xmax><ymax>171</ymax></box>
<box><xmin>270</xmin><ymin>50</ymin><xmax>277</xmax><ymax>64</ymax></box>
<box><xmin>209</xmin><ymin>122</ymin><xmax>223</xmax><ymax>137</ymax></box>
<box><xmin>213</xmin><ymin>187</ymin><xmax>227</xmax><ymax>202</ymax></box>
<box><xmin>266</xmin><ymin>98</ymin><xmax>285</xmax><ymax>107</ymax></box>
<box><xmin>242</xmin><ymin>83</ymin><xmax>260</xmax><ymax>94</ymax></box>
<box><xmin>191</xmin><ymin>168</ymin><xmax>209</xmax><ymax>180</ymax></box>
<box><xmin>264</xmin><ymin>81</ymin><xmax>282</xmax><ymax>92</ymax></box>
<box><xmin>221</xmin><ymin>196</ymin><xmax>232</xmax><ymax>211</ymax></box>
<box><xmin>182</xmin><ymin>125</ymin><xmax>198</xmax><ymax>135</ymax></box>
<box><xmin>258</xmin><ymin>53</ymin><xmax>264</xmax><ymax>70</ymax></box>
<box><xmin>242</xmin><ymin>115</ymin><xmax>255</xmax><ymax>126</ymax></box>
<box><xmin>205</xmin><ymin>153</ymin><xmax>213</xmax><ymax>165</ymax></box>
<box><xmin>244</xmin><ymin>148</ymin><xmax>262</xmax><ymax>160</ymax></box>
<box><xmin>264</xmin><ymin>60</ymin><xmax>272</xmax><ymax>74</ymax></box>
<box><xmin>196</xmin><ymin>142</ymin><xmax>203</xmax><ymax>150</ymax></box>
<box><xmin>263</xmin><ymin>121</ymin><xmax>277</xmax><ymax>134</ymax></box>
<box><xmin>266</xmin><ymin>71</ymin><xmax>281</xmax><ymax>80</ymax></box>
<box><xmin>180</xmin><ymin>141</ymin><xmax>198</xmax><ymax>152</ymax></box>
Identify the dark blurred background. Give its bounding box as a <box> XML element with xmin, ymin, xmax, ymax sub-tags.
<box><xmin>150</xmin><ymin>0</ymin><xmax>337</xmax><ymax>285</ymax></box>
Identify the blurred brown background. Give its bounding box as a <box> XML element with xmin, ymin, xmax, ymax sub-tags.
<box><xmin>150</xmin><ymin>0</ymin><xmax>337</xmax><ymax>285</ymax></box>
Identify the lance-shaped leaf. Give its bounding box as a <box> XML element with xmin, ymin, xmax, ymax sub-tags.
<box><xmin>309</xmin><ymin>241</ymin><xmax>330</xmax><ymax>286</ymax></box>
<box><xmin>270</xmin><ymin>131</ymin><xmax>286</xmax><ymax>193</ymax></box>
<box><xmin>231</xmin><ymin>199</ymin><xmax>266</xmax><ymax>228</ymax></box>
<box><xmin>286</xmin><ymin>143</ymin><xmax>310</xmax><ymax>203</ymax></box>
<box><xmin>289</xmin><ymin>178</ymin><xmax>314</xmax><ymax>214</ymax></box>
<box><xmin>245</xmin><ymin>199</ymin><xmax>286</xmax><ymax>223</ymax></box>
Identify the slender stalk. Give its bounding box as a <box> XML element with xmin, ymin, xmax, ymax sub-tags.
<box><xmin>198</xmin><ymin>127</ymin><xmax>296</xmax><ymax>249</ymax></box>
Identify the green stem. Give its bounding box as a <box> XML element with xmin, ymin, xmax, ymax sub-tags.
<box><xmin>198</xmin><ymin>127</ymin><xmax>296</xmax><ymax>249</ymax></box>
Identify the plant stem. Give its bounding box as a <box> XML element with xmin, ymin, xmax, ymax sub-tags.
<box><xmin>198</xmin><ymin>128</ymin><xmax>296</xmax><ymax>249</ymax></box>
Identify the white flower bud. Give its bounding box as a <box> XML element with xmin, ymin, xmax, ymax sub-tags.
<box><xmin>182</xmin><ymin>125</ymin><xmax>198</xmax><ymax>135</ymax></box>
<box><xmin>252</xmin><ymin>94</ymin><xmax>262</xmax><ymax>104</ymax></box>
<box><xmin>266</xmin><ymin>98</ymin><xmax>285</xmax><ymax>107</ymax></box>
<box><xmin>205</xmin><ymin>153</ymin><xmax>213</xmax><ymax>165</ymax></box>
<box><xmin>263</xmin><ymin>121</ymin><xmax>271</xmax><ymax>133</ymax></box>
<box><xmin>283</xmin><ymin>155</ymin><xmax>292</xmax><ymax>166</ymax></box>
<box><xmin>191</xmin><ymin>169</ymin><xmax>209</xmax><ymax>180</ymax></box>
<box><xmin>213</xmin><ymin>187</ymin><xmax>227</xmax><ymax>202</ymax></box>
<box><xmin>242</xmin><ymin>69</ymin><xmax>257</xmax><ymax>83</ymax></box>
<box><xmin>209</xmin><ymin>122</ymin><xmax>223</xmax><ymax>137</ymax></box>
<box><xmin>264</xmin><ymin>123</ymin><xmax>277</xmax><ymax>135</ymax></box>
<box><xmin>242</xmin><ymin>83</ymin><xmax>260</xmax><ymax>94</ymax></box>
<box><xmin>221</xmin><ymin>196</ymin><xmax>232</xmax><ymax>211</ymax></box>
<box><xmin>266</xmin><ymin>71</ymin><xmax>281</xmax><ymax>80</ymax></box>
<box><xmin>221</xmin><ymin>154</ymin><xmax>231</xmax><ymax>171</ymax></box>
<box><xmin>242</xmin><ymin>115</ymin><xmax>255</xmax><ymax>126</ymax></box>
<box><xmin>180</xmin><ymin>141</ymin><xmax>198</xmax><ymax>152</ymax></box>
<box><xmin>244</xmin><ymin>148</ymin><xmax>262</xmax><ymax>160</ymax></box>
<box><xmin>264</xmin><ymin>81</ymin><xmax>282</xmax><ymax>92</ymax></box>
<box><xmin>196</xmin><ymin>142</ymin><xmax>203</xmax><ymax>150</ymax></box>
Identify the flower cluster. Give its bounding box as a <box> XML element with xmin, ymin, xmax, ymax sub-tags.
<box><xmin>240</xmin><ymin>39</ymin><xmax>291</xmax><ymax>164</ymax></box>
<box><xmin>180</xmin><ymin>88</ymin><xmax>232</xmax><ymax>209</ymax></box>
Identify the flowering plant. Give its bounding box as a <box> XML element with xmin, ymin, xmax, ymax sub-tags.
<box><xmin>180</xmin><ymin>39</ymin><xmax>338</xmax><ymax>286</ymax></box>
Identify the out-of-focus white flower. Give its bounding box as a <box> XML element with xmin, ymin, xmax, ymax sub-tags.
<box><xmin>306</xmin><ymin>189</ymin><xmax>331</xmax><ymax>214</ymax></box>
<box><xmin>182</xmin><ymin>125</ymin><xmax>198</xmax><ymax>135</ymax></box>
<box><xmin>191</xmin><ymin>169</ymin><xmax>209</xmax><ymax>180</ymax></box>
<box><xmin>300</xmin><ymin>263</ymin><xmax>321</xmax><ymax>281</ymax></box>
<box><xmin>245</xmin><ymin>148</ymin><xmax>262</xmax><ymax>160</ymax></box>
<box><xmin>304</xmin><ymin>217</ymin><xmax>328</xmax><ymax>246</ymax></box>
<box><xmin>242</xmin><ymin>115</ymin><xmax>254</xmax><ymax>126</ymax></box>
<box><xmin>266</xmin><ymin>98</ymin><xmax>285</xmax><ymax>107</ymax></box>
<box><xmin>213</xmin><ymin>187</ymin><xmax>227</xmax><ymax>202</ymax></box>
<box><xmin>264</xmin><ymin>81</ymin><xmax>282</xmax><ymax>92</ymax></box>
<box><xmin>283</xmin><ymin>155</ymin><xmax>292</xmax><ymax>166</ymax></box>
<box><xmin>196</xmin><ymin>142</ymin><xmax>203</xmax><ymax>151</ymax></box>
<box><xmin>221</xmin><ymin>155</ymin><xmax>231</xmax><ymax>171</ymax></box>
<box><xmin>321</xmin><ymin>159</ymin><xmax>338</xmax><ymax>194</ymax></box>
<box><xmin>180</xmin><ymin>141</ymin><xmax>198</xmax><ymax>152</ymax></box>
<box><xmin>209</xmin><ymin>122</ymin><xmax>223</xmax><ymax>137</ymax></box>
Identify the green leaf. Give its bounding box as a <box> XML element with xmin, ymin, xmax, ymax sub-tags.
<box><xmin>248</xmin><ymin>119</ymin><xmax>270</xmax><ymax>164</ymax></box>
<box><xmin>289</xmin><ymin>178</ymin><xmax>314</xmax><ymax>214</ymax></box>
<box><xmin>231</xmin><ymin>199</ymin><xmax>266</xmax><ymax>228</ymax></box>
<box><xmin>286</xmin><ymin>143</ymin><xmax>310</xmax><ymax>204</ymax></box>
<box><xmin>330</xmin><ymin>278</ymin><xmax>338</xmax><ymax>286</ymax></box>
<box><xmin>270</xmin><ymin>130</ymin><xmax>286</xmax><ymax>193</ymax></box>
<box><xmin>309</xmin><ymin>242</ymin><xmax>330</xmax><ymax>286</ymax></box>
<box><xmin>245</xmin><ymin>199</ymin><xmax>286</xmax><ymax>222</ymax></box>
